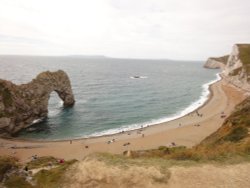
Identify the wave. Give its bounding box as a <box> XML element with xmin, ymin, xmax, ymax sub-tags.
<box><xmin>48</xmin><ymin>101</ymin><xmax>63</xmax><ymax>117</ymax></box>
<box><xmin>31</xmin><ymin>118</ymin><xmax>44</xmax><ymax>125</ymax></box>
<box><xmin>83</xmin><ymin>73</ymin><xmax>221</xmax><ymax>138</ymax></box>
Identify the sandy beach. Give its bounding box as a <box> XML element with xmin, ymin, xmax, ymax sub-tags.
<box><xmin>0</xmin><ymin>77</ymin><xmax>247</xmax><ymax>163</ymax></box>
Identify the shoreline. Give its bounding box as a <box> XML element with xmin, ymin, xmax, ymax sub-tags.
<box><xmin>0</xmin><ymin>76</ymin><xmax>247</xmax><ymax>162</ymax></box>
<box><xmin>3</xmin><ymin>73</ymin><xmax>221</xmax><ymax>143</ymax></box>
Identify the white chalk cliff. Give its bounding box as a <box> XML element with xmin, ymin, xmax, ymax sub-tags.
<box><xmin>205</xmin><ymin>44</ymin><xmax>250</xmax><ymax>92</ymax></box>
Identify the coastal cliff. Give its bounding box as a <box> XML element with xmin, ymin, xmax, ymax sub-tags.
<box><xmin>204</xmin><ymin>55</ymin><xmax>229</xmax><ymax>69</ymax></box>
<box><xmin>0</xmin><ymin>70</ymin><xmax>75</xmax><ymax>136</ymax></box>
<box><xmin>224</xmin><ymin>44</ymin><xmax>250</xmax><ymax>91</ymax></box>
<box><xmin>205</xmin><ymin>44</ymin><xmax>250</xmax><ymax>91</ymax></box>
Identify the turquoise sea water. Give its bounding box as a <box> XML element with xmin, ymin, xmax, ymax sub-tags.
<box><xmin>0</xmin><ymin>56</ymin><xmax>219</xmax><ymax>140</ymax></box>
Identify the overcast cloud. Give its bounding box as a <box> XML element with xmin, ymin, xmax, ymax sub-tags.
<box><xmin>0</xmin><ymin>0</ymin><xmax>249</xmax><ymax>60</ymax></box>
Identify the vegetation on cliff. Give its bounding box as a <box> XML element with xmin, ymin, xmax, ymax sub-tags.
<box><xmin>238</xmin><ymin>44</ymin><xmax>250</xmax><ymax>77</ymax></box>
<box><xmin>209</xmin><ymin>55</ymin><xmax>229</xmax><ymax>64</ymax></box>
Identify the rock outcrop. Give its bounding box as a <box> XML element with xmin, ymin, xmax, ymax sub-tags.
<box><xmin>0</xmin><ymin>70</ymin><xmax>75</xmax><ymax>136</ymax></box>
<box><xmin>224</xmin><ymin>44</ymin><xmax>250</xmax><ymax>91</ymax></box>
<box><xmin>203</xmin><ymin>55</ymin><xmax>229</xmax><ymax>69</ymax></box>
<box><xmin>205</xmin><ymin>44</ymin><xmax>250</xmax><ymax>91</ymax></box>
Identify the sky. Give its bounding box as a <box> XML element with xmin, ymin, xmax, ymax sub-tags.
<box><xmin>0</xmin><ymin>0</ymin><xmax>250</xmax><ymax>60</ymax></box>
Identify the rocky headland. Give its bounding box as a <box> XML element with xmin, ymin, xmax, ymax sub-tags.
<box><xmin>203</xmin><ymin>55</ymin><xmax>229</xmax><ymax>69</ymax></box>
<box><xmin>205</xmin><ymin>44</ymin><xmax>250</xmax><ymax>91</ymax></box>
<box><xmin>0</xmin><ymin>70</ymin><xmax>75</xmax><ymax>136</ymax></box>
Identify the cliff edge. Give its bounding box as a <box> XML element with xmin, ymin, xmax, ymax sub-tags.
<box><xmin>205</xmin><ymin>44</ymin><xmax>250</xmax><ymax>91</ymax></box>
<box><xmin>224</xmin><ymin>44</ymin><xmax>250</xmax><ymax>91</ymax></box>
<box><xmin>204</xmin><ymin>55</ymin><xmax>229</xmax><ymax>69</ymax></box>
<box><xmin>0</xmin><ymin>70</ymin><xmax>75</xmax><ymax>136</ymax></box>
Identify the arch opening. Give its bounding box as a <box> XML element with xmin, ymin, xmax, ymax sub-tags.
<box><xmin>48</xmin><ymin>91</ymin><xmax>64</xmax><ymax>117</ymax></box>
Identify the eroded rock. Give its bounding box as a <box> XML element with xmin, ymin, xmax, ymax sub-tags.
<box><xmin>0</xmin><ymin>70</ymin><xmax>75</xmax><ymax>136</ymax></box>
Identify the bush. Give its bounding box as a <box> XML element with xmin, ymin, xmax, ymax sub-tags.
<box><xmin>224</xmin><ymin>126</ymin><xmax>248</xmax><ymax>142</ymax></box>
<box><xmin>27</xmin><ymin>156</ymin><xmax>58</xmax><ymax>169</ymax></box>
<box><xmin>4</xmin><ymin>175</ymin><xmax>33</xmax><ymax>188</ymax></box>
<box><xmin>0</xmin><ymin>156</ymin><xmax>18</xmax><ymax>181</ymax></box>
<box><xmin>34</xmin><ymin>159</ymin><xmax>77</xmax><ymax>188</ymax></box>
<box><xmin>169</xmin><ymin>150</ymin><xmax>201</xmax><ymax>161</ymax></box>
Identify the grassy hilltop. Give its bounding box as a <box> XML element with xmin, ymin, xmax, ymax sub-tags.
<box><xmin>238</xmin><ymin>44</ymin><xmax>250</xmax><ymax>75</ymax></box>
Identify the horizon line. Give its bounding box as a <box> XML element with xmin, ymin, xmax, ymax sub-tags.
<box><xmin>0</xmin><ymin>54</ymin><xmax>205</xmax><ymax>62</ymax></box>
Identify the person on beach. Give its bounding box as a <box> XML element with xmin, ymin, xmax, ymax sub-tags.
<box><xmin>142</xmin><ymin>134</ymin><xmax>145</xmax><ymax>138</ymax></box>
<box><xmin>70</xmin><ymin>140</ymin><xmax>72</xmax><ymax>144</ymax></box>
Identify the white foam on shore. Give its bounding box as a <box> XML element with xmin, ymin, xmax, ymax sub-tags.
<box><xmin>31</xmin><ymin>118</ymin><xmax>44</xmax><ymax>125</ymax></box>
<box><xmin>85</xmin><ymin>73</ymin><xmax>221</xmax><ymax>138</ymax></box>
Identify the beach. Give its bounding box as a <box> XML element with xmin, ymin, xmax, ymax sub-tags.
<box><xmin>0</xmin><ymin>77</ymin><xmax>247</xmax><ymax>163</ymax></box>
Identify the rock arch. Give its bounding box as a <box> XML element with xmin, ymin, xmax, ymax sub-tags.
<box><xmin>0</xmin><ymin>70</ymin><xmax>75</xmax><ymax>136</ymax></box>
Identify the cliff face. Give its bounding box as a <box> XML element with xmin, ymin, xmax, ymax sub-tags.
<box><xmin>0</xmin><ymin>70</ymin><xmax>75</xmax><ymax>136</ymax></box>
<box><xmin>204</xmin><ymin>55</ymin><xmax>229</xmax><ymax>69</ymax></box>
<box><xmin>224</xmin><ymin>44</ymin><xmax>250</xmax><ymax>91</ymax></box>
<box><xmin>205</xmin><ymin>44</ymin><xmax>250</xmax><ymax>91</ymax></box>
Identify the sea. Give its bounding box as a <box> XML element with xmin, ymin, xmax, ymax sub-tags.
<box><xmin>0</xmin><ymin>56</ymin><xmax>220</xmax><ymax>140</ymax></box>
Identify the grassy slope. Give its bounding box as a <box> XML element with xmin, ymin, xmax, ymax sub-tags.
<box><xmin>237</xmin><ymin>44</ymin><xmax>250</xmax><ymax>76</ymax></box>
<box><xmin>237</xmin><ymin>44</ymin><xmax>250</xmax><ymax>66</ymax></box>
<box><xmin>210</xmin><ymin>55</ymin><xmax>229</xmax><ymax>64</ymax></box>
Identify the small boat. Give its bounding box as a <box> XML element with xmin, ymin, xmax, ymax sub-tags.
<box><xmin>130</xmin><ymin>76</ymin><xmax>147</xmax><ymax>79</ymax></box>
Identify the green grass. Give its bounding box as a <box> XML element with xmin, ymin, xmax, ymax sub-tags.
<box><xmin>210</xmin><ymin>55</ymin><xmax>229</xmax><ymax>64</ymax></box>
<box><xmin>238</xmin><ymin>44</ymin><xmax>250</xmax><ymax>66</ymax></box>
<box><xmin>237</xmin><ymin>44</ymin><xmax>250</xmax><ymax>78</ymax></box>
<box><xmin>0</xmin><ymin>157</ymin><xmax>77</xmax><ymax>188</ymax></box>
<box><xmin>34</xmin><ymin>159</ymin><xmax>77</xmax><ymax>188</ymax></box>
<box><xmin>27</xmin><ymin>156</ymin><xmax>59</xmax><ymax>170</ymax></box>
<box><xmin>224</xmin><ymin>126</ymin><xmax>248</xmax><ymax>142</ymax></box>
<box><xmin>0</xmin><ymin>156</ymin><xmax>18</xmax><ymax>181</ymax></box>
<box><xmin>4</xmin><ymin>175</ymin><xmax>33</xmax><ymax>188</ymax></box>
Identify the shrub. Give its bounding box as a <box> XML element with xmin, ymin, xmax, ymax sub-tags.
<box><xmin>0</xmin><ymin>156</ymin><xmax>18</xmax><ymax>181</ymax></box>
<box><xmin>4</xmin><ymin>175</ymin><xmax>33</xmax><ymax>188</ymax></box>
<box><xmin>34</xmin><ymin>159</ymin><xmax>77</xmax><ymax>188</ymax></box>
<box><xmin>224</xmin><ymin>126</ymin><xmax>248</xmax><ymax>142</ymax></box>
<box><xmin>27</xmin><ymin>156</ymin><xmax>59</xmax><ymax>169</ymax></box>
<box><xmin>169</xmin><ymin>150</ymin><xmax>201</xmax><ymax>161</ymax></box>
